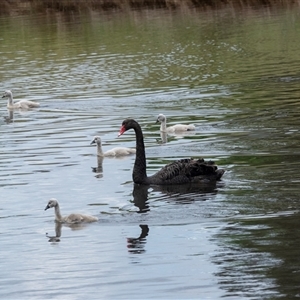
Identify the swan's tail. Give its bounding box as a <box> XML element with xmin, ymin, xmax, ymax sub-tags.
<box><xmin>190</xmin><ymin>159</ymin><xmax>225</xmax><ymax>180</ymax></box>
<box><xmin>216</xmin><ymin>169</ymin><xmax>225</xmax><ymax>180</ymax></box>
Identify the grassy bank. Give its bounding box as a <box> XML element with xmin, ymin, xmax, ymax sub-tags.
<box><xmin>1</xmin><ymin>0</ymin><xmax>299</xmax><ymax>15</ymax></box>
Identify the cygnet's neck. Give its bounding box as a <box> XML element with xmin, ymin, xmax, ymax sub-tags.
<box><xmin>54</xmin><ymin>203</ymin><xmax>63</xmax><ymax>222</ymax></box>
<box><xmin>160</xmin><ymin>118</ymin><xmax>167</xmax><ymax>132</ymax></box>
<box><xmin>7</xmin><ymin>94</ymin><xmax>14</xmax><ymax>106</ymax></box>
<box><xmin>96</xmin><ymin>140</ymin><xmax>104</xmax><ymax>157</ymax></box>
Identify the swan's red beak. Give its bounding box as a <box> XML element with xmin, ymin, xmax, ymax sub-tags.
<box><xmin>118</xmin><ymin>125</ymin><xmax>126</xmax><ymax>137</ymax></box>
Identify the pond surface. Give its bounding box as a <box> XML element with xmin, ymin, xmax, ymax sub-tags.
<box><xmin>1</xmin><ymin>5</ymin><xmax>300</xmax><ymax>299</ymax></box>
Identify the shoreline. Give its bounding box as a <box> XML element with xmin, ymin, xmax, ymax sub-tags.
<box><xmin>1</xmin><ymin>0</ymin><xmax>299</xmax><ymax>15</ymax></box>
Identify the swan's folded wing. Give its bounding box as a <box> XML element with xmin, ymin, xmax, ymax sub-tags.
<box><xmin>65</xmin><ymin>213</ymin><xmax>84</xmax><ymax>224</ymax></box>
<box><xmin>172</xmin><ymin>124</ymin><xmax>195</xmax><ymax>132</ymax></box>
<box><xmin>152</xmin><ymin>158</ymin><xmax>219</xmax><ymax>183</ymax></box>
<box><xmin>18</xmin><ymin>100</ymin><xmax>40</xmax><ymax>109</ymax></box>
<box><xmin>188</xmin><ymin>159</ymin><xmax>218</xmax><ymax>177</ymax></box>
<box><xmin>105</xmin><ymin>147</ymin><xmax>136</xmax><ymax>156</ymax></box>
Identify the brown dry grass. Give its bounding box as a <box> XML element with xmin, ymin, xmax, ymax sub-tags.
<box><xmin>1</xmin><ymin>0</ymin><xmax>299</xmax><ymax>15</ymax></box>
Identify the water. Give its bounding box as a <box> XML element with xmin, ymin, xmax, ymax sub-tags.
<box><xmin>1</xmin><ymin>6</ymin><xmax>300</xmax><ymax>299</ymax></box>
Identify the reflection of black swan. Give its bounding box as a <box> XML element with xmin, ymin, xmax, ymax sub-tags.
<box><xmin>132</xmin><ymin>182</ymin><xmax>218</xmax><ymax>212</ymax></box>
<box><xmin>118</xmin><ymin>118</ymin><xmax>225</xmax><ymax>185</ymax></box>
<box><xmin>127</xmin><ymin>225</ymin><xmax>149</xmax><ymax>254</ymax></box>
<box><xmin>132</xmin><ymin>184</ymin><xmax>150</xmax><ymax>213</ymax></box>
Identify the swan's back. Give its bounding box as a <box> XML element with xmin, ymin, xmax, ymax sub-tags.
<box><xmin>148</xmin><ymin>158</ymin><xmax>223</xmax><ymax>185</ymax></box>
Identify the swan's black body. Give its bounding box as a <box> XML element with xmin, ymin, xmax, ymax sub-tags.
<box><xmin>119</xmin><ymin>118</ymin><xmax>224</xmax><ymax>185</ymax></box>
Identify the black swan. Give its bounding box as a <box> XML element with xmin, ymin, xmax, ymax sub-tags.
<box><xmin>118</xmin><ymin>118</ymin><xmax>225</xmax><ymax>185</ymax></box>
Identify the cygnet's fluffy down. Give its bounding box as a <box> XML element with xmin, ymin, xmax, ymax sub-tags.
<box><xmin>156</xmin><ymin>113</ymin><xmax>195</xmax><ymax>133</ymax></box>
<box><xmin>90</xmin><ymin>136</ymin><xmax>136</xmax><ymax>157</ymax></box>
<box><xmin>45</xmin><ymin>198</ymin><xmax>98</xmax><ymax>224</ymax></box>
<box><xmin>2</xmin><ymin>90</ymin><xmax>40</xmax><ymax>109</ymax></box>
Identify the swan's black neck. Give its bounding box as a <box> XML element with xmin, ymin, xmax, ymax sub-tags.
<box><xmin>132</xmin><ymin>121</ymin><xmax>148</xmax><ymax>184</ymax></box>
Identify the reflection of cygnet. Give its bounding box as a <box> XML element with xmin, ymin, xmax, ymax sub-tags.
<box><xmin>90</xmin><ymin>136</ymin><xmax>136</xmax><ymax>157</ymax></box>
<box><xmin>45</xmin><ymin>198</ymin><xmax>98</xmax><ymax>224</ymax></box>
<box><xmin>2</xmin><ymin>90</ymin><xmax>40</xmax><ymax>109</ymax></box>
<box><xmin>156</xmin><ymin>113</ymin><xmax>195</xmax><ymax>133</ymax></box>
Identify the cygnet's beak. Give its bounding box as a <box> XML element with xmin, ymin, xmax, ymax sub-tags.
<box><xmin>90</xmin><ymin>139</ymin><xmax>96</xmax><ymax>145</ymax></box>
<box><xmin>2</xmin><ymin>95</ymin><xmax>6</xmax><ymax>98</ymax></box>
<box><xmin>45</xmin><ymin>204</ymin><xmax>50</xmax><ymax>211</ymax></box>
